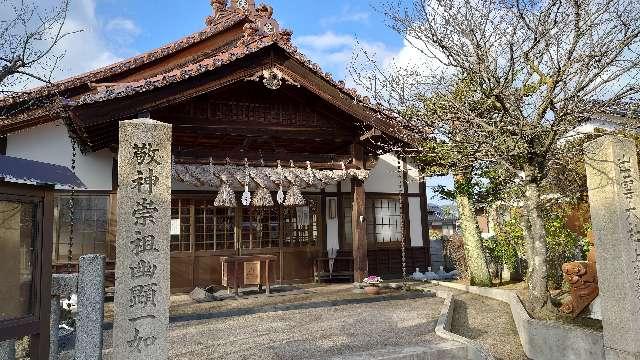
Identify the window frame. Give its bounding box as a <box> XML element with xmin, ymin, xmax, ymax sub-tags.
<box><xmin>0</xmin><ymin>182</ymin><xmax>53</xmax><ymax>359</ymax></box>
<box><xmin>53</xmin><ymin>192</ymin><xmax>112</xmax><ymax>263</ymax></box>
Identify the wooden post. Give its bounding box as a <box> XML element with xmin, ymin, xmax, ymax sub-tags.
<box><xmin>420</xmin><ymin>178</ymin><xmax>431</xmax><ymax>268</ymax></box>
<box><xmin>352</xmin><ymin>144</ymin><xmax>367</xmax><ymax>282</ymax></box>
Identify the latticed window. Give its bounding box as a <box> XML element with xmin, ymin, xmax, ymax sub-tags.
<box><xmin>211</xmin><ymin>206</ymin><xmax>235</xmax><ymax>250</ymax></box>
<box><xmin>240</xmin><ymin>207</ymin><xmax>279</xmax><ymax>249</ymax></box>
<box><xmin>171</xmin><ymin>199</ymin><xmax>192</xmax><ymax>252</ymax></box>
<box><xmin>282</xmin><ymin>196</ymin><xmax>320</xmax><ymax>247</ymax></box>
<box><xmin>366</xmin><ymin>198</ymin><xmax>402</xmax><ymax>244</ymax></box>
<box><xmin>55</xmin><ymin>194</ymin><xmax>109</xmax><ymax>261</ymax></box>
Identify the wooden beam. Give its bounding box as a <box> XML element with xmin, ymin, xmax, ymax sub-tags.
<box><xmin>351</xmin><ymin>143</ymin><xmax>367</xmax><ymax>282</ymax></box>
<box><xmin>174</xmin><ymin>157</ymin><xmax>357</xmax><ymax>170</ymax></box>
<box><xmin>359</xmin><ymin>128</ymin><xmax>382</xmax><ymax>141</ymax></box>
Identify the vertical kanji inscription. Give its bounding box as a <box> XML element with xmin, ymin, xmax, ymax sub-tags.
<box><xmin>114</xmin><ymin>119</ymin><xmax>172</xmax><ymax>360</ymax></box>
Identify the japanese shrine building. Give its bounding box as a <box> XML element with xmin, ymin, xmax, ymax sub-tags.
<box><xmin>0</xmin><ymin>0</ymin><xmax>431</xmax><ymax>291</ymax></box>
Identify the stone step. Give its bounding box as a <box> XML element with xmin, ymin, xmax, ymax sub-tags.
<box><xmin>328</xmin><ymin>341</ymin><xmax>467</xmax><ymax>360</ymax></box>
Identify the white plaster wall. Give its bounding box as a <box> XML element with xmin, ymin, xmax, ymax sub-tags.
<box><xmin>325</xmin><ymin>197</ymin><xmax>339</xmax><ymax>250</ymax></box>
<box><xmin>409</xmin><ymin>197</ymin><xmax>423</xmax><ymax>247</ymax></box>
<box><xmin>365</xmin><ymin>153</ymin><xmax>401</xmax><ymax>193</ymax></box>
<box><xmin>406</xmin><ymin>158</ymin><xmax>421</xmax><ymax>193</ymax></box>
<box><xmin>6</xmin><ymin>121</ymin><xmax>113</xmax><ymax>190</ymax></box>
<box><xmin>365</xmin><ymin>154</ymin><xmax>421</xmax><ymax>193</ymax></box>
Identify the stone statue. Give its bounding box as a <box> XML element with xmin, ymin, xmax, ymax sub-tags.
<box><xmin>560</xmin><ymin>231</ymin><xmax>599</xmax><ymax>317</ymax></box>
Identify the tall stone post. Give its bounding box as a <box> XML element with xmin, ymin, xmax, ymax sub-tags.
<box><xmin>76</xmin><ymin>254</ymin><xmax>105</xmax><ymax>359</ymax></box>
<box><xmin>49</xmin><ymin>274</ymin><xmax>78</xmax><ymax>360</ymax></box>
<box><xmin>113</xmin><ymin>119</ymin><xmax>172</xmax><ymax>359</ymax></box>
<box><xmin>584</xmin><ymin>135</ymin><xmax>640</xmax><ymax>359</ymax></box>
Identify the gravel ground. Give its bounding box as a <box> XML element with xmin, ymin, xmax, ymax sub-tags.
<box><xmin>449</xmin><ymin>292</ymin><xmax>528</xmax><ymax>360</ymax></box>
<box><xmin>101</xmin><ymin>288</ymin><xmax>445</xmax><ymax>360</ymax></box>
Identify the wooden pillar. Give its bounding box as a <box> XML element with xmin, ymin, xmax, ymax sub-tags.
<box><xmin>352</xmin><ymin>144</ymin><xmax>367</xmax><ymax>282</ymax></box>
<box><xmin>419</xmin><ymin>178</ymin><xmax>431</xmax><ymax>268</ymax></box>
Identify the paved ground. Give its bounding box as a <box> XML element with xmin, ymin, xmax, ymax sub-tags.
<box><xmin>100</xmin><ymin>284</ymin><xmax>446</xmax><ymax>359</ymax></box>
<box><xmin>448</xmin><ymin>291</ymin><xmax>528</xmax><ymax>360</ymax></box>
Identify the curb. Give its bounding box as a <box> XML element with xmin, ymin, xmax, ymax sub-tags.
<box><xmin>432</xmin><ymin>281</ymin><xmax>605</xmax><ymax>360</ymax></box>
<box><xmin>431</xmin><ymin>290</ymin><xmax>496</xmax><ymax>360</ymax></box>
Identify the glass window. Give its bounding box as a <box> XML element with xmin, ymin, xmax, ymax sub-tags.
<box><xmin>241</xmin><ymin>207</ymin><xmax>279</xmax><ymax>249</ymax></box>
<box><xmin>367</xmin><ymin>198</ymin><xmax>402</xmax><ymax>244</ymax></box>
<box><xmin>282</xmin><ymin>196</ymin><xmax>320</xmax><ymax>247</ymax></box>
<box><xmin>55</xmin><ymin>194</ymin><xmax>109</xmax><ymax>262</ymax></box>
<box><xmin>171</xmin><ymin>199</ymin><xmax>192</xmax><ymax>252</ymax></box>
<box><xmin>0</xmin><ymin>200</ymin><xmax>36</xmax><ymax>321</ymax></box>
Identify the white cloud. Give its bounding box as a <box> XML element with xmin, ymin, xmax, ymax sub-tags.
<box><xmin>1</xmin><ymin>0</ymin><xmax>141</xmax><ymax>92</ymax></box>
<box><xmin>295</xmin><ymin>31</ymin><xmax>395</xmax><ymax>81</ymax></box>
<box><xmin>320</xmin><ymin>10</ymin><xmax>370</xmax><ymax>27</ymax></box>
<box><xmin>296</xmin><ymin>32</ymin><xmax>355</xmax><ymax>51</ymax></box>
<box><xmin>106</xmin><ymin>17</ymin><xmax>141</xmax><ymax>35</ymax></box>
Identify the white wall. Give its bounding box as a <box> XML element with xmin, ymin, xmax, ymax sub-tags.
<box><xmin>365</xmin><ymin>153</ymin><xmax>401</xmax><ymax>192</ymax></box>
<box><xmin>364</xmin><ymin>153</ymin><xmax>421</xmax><ymax>193</ymax></box>
<box><xmin>6</xmin><ymin>121</ymin><xmax>114</xmax><ymax>190</ymax></box>
<box><xmin>408</xmin><ymin>197</ymin><xmax>423</xmax><ymax>247</ymax></box>
<box><xmin>325</xmin><ymin>197</ymin><xmax>339</xmax><ymax>250</ymax></box>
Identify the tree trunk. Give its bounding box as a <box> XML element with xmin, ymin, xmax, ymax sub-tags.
<box><xmin>454</xmin><ymin>175</ymin><xmax>492</xmax><ymax>287</ymax></box>
<box><xmin>520</xmin><ymin>212</ymin><xmax>535</xmax><ymax>283</ymax></box>
<box><xmin>522</xmin><ymin>180</ymin><xmax>549</xmax><ymax>310</ymax></box>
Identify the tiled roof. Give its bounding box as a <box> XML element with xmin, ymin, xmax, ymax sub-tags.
<box><xmin>0</xmin><ymin>11</ymin><xmax>248</xmax><ymax>107</ymax></box>
<box><xmin>0</xmin><ymin>1</ymin><xmax>418</xmax><ymax>146</ymax></box>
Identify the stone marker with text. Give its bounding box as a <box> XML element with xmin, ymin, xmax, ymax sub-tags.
<box><xmin>114</xmin><ymin>119</ymin><xmax>172</xmax><ymax>359</ymax></box>
<box><xmin>585</xmin><ymin>135</ymin><xmax>640</xmax><ymax>360</ymax></box>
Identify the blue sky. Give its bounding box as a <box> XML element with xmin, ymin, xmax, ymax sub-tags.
<box><xmin>17</xmin><ymin>0</ymin><xmax>454</xmax><ymax>203</ymax></box>
<box><xmin>63</xmin><ymin>0</ymin><xmax>406</xmax><ymax>82</ymax></box>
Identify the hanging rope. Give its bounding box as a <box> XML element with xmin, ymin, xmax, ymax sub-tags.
<box><xmin>67</xmin><ymin>138</ymin><xmax>78</xmax><ymax>272</ymax></box>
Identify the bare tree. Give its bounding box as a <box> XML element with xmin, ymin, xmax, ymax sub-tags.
<box><xmin>352</xmin><ymin>0</ymin><xmax>640</xmax><ymax>310</ymax></box>
<box><xmin>0</xmin><ymin>0</ymin><xmax>76</xmax><ymax>93</ymax></box>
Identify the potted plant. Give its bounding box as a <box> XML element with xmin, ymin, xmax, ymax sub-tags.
<box><xmin>362</xmin><ymin>275</ymin><xmax>383</xmax><ymax>295</ymax></box>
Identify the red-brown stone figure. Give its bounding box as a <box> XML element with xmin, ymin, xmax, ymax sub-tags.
<box><xmin>560</xmin><ymin>231</ymin><xmax>599</xmax><ymax>317</ymax></box>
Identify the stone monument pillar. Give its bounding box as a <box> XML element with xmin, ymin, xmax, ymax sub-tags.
<box><xmin>113</xmin><ymin>119</ymin><xmax>172</xmax><ymax>359</ymax></box>
<box><xmin>76</xmin><ymin>254</ymin><xmax>105</xmax><ymax>359</ymax></box>
<box><xmin>584</xmin><ymin>135</ymin><xmax>640</xmax><ymax>359</ymax></box>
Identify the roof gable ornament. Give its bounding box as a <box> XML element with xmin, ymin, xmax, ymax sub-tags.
<box><xmin>231</xmin><ymin>0</ymin><xmax>255</xmax><ymax>12</ymax></box>
<box><xmin>206</xmin><ymin>0</ymin><xmax>228</xmax><ymax>26</ymax></box>
<box><xmin>246</xmin><ymin>68</ymin><xmax>299</xmax><ymax>90</ymax></box>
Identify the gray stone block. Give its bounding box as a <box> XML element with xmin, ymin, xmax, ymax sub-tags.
<box><xmin>0</xmin><ymin>340</ymin><xmax>15</xmax><ymax>360</ymax></box>
<box><xmin>76</xmin><ymin>254</ymin><xmax>106</xmax><ymax>360</ymax></box>
<box><xmin>585</xmin><ymin>136</ymin><xmax>640</xmax><ymax>358</ymax></box>
<box><xmin>189</xmin><ymin>287</ymin><xmax>218</xmax><ymax>303</ymax></box>
<box><xmin>113</xmin><ymin>119</ymin><xmax>172</xmax><ymax>360</ymax></box>
<box><xmin>50</xmin><ymin>297</ymin><xmax>61</xmax><ymax>360</ymax></box>
<box><xmin>51</xmin><ymin>274</ymin><xmax>78</xmax><ymax>298</ymax></box>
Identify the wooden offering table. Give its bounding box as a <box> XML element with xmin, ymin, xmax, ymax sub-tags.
<box><xmin>221</xmin><ymin>255</ymin><xmax>277</xmax><ymax>296</ymax></box>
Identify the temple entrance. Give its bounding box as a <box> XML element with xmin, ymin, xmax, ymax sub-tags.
<box><xmin>169</xmin><ymin>195</ymin><xmax>322</xmax><ymax>292</ymax></box>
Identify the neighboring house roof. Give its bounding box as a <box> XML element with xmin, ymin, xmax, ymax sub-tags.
<box><xmin>0</xmin><ymin>2</ymin><xmax>418</xmax><ymax>149</ymax></box>
<box><xmin>0</xmin><ymin>155</ymin><xmax>85</xmax><ymax>188</ymax></box>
